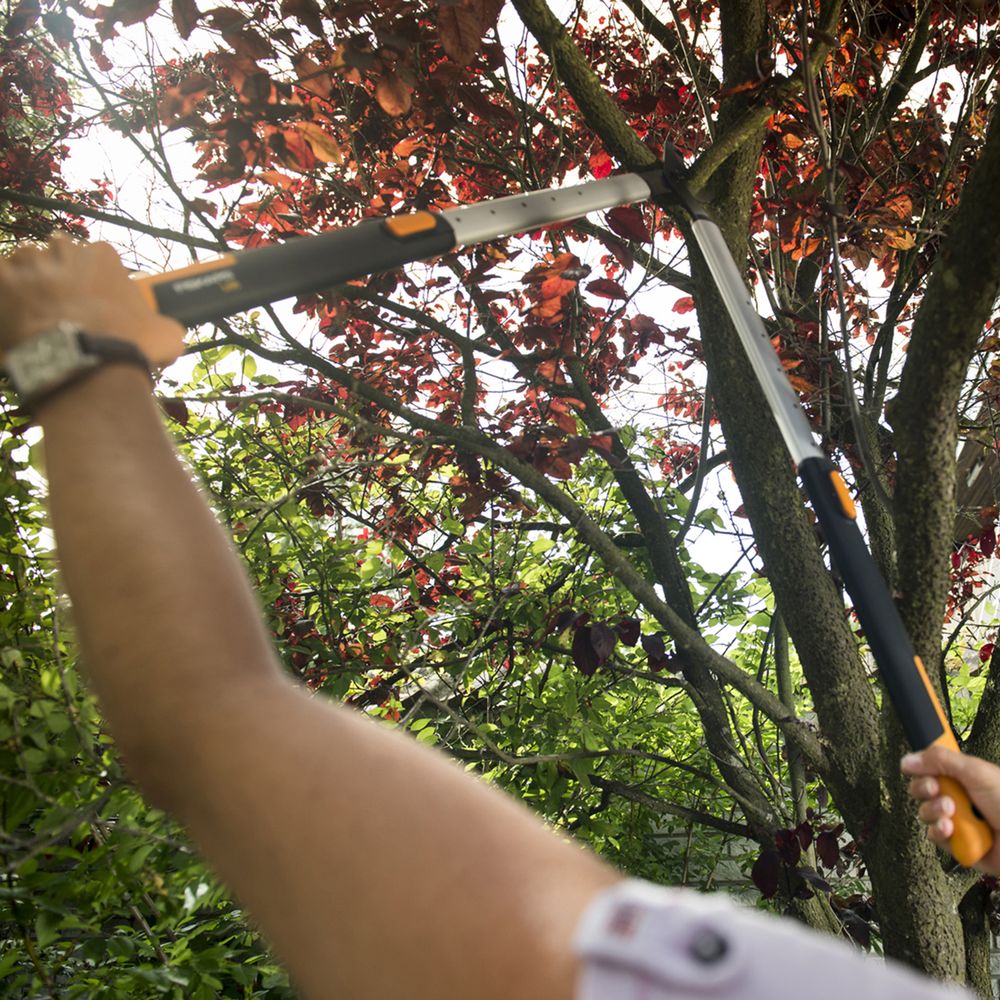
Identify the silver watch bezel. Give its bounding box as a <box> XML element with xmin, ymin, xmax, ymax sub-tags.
<box><xmin>4</xmin><ymin>321</ymin><xmax>101</xmax><ymax>405</ymax></box>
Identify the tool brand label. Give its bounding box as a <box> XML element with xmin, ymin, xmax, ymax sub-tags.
<box><xmin>173</xmin><ymin>269</ymin><xmax>239</xmax><ymax>294</ymax></box>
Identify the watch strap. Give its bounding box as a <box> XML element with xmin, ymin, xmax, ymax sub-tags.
<box><xmin>2</xmin><ymin>323</ymin><xmax>152</xmax><ymax>413</ymax></box>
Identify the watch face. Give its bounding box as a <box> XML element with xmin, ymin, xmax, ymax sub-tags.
<box><xmin>5</xmin><ymin>325</ymin><xmax>95</xmax><ymax>399</ymax></box>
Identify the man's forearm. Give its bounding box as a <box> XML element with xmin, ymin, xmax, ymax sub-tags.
<box><xmin>36</xmin><ymin>361</ymin><xmax>617</xmax><ymax>1000</ymax></box>
<box><xmin>39</xmin><ymin>364</ymin><xmax>284</xmax><ymax>790</ymax></box>
<box><xmin>2</xmin><ymin>240</ymin><xmax>620</xmax><ymax>1000</ymax></box>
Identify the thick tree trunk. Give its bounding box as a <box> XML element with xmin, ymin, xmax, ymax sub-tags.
<box><xmin>511</xmin><ymin>0</ymin><xmax>997</xmax><ymax>989</ymax></box>
<box><xmin>959</xmin><ymin>880</ymin><xmax>993</xmax><ymax>1000</ymax></box>
<box><xmin>866</xmin><ymin>710</ymin><xmax>966</xmax><ymax>982</ymax></box>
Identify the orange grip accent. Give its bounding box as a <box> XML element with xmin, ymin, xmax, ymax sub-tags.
<box><xmin>928</xmin><ymin>733</ymin><xmax>994</xmax><ymax>867</ymax></box>
<box><xmin>913</xmin><ymin>657</ymin><xmax>993</xmax><ymax>865</ymax></box>
<box><xmin>912</xmin><ymin>656</ymin><xmax>952</xmax><ymax>732</ymax></box>
<box><xmin>383</xmin><ymin>211</ymin><xmax>438</xmax><ymax>238</ymax></box>
<box><xmin>135</xmin><ymin>254</ymin><xmax>239</xmax><ymax>310</ymax></box>
<box><xmin>137</xmin><ymin>280</ymin><xmax>159</xmax><ymax>313</ymax></box>
<box><xmin>829</xmin><ymin>470</ymin><xmax>856</xmax><ymax>519</ymax></box>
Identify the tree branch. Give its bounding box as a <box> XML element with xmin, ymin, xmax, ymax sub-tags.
<box><xmin>890</xmin><ymin>103</ymin><xmax>1000</xmax><ymax>666</ymax></box>
<box><xmin>184</xmin><ymin>353</ymin><xmax>830</xmax><ymax>780</ymax></box>
<box><xmin>588</xmin><ymin>774</ymin><xmax>752</xmax><ymax>838</ymax></box>
<box><xmin>0</xmin><ymin>189</ymin><xmax>220</xmax><ymax>252</ymax></box>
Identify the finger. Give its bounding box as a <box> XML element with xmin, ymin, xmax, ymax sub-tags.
<box><xmin>907</xmin><ymin>776</ymin><xmax>940</xmax><ymax>801</ymax></box>
<box><xmin>917</xmin><ymin>796</ymin><xmax>955</xmax><ymax>826</ymax></box>
<box><xmin>902</xmin><ymin>746</ymin><xmax>993</xmax><ymax>784</ymax></box>
<box><xmin>85</xmin><ymin>242</ymin><xmax>128</xmax><ymax>277</ymax></box>
<box><xmin>46</xmin><ymin>233</ymin><xmax>74</xmax><ymax>257</ymax></box>
<box><xmin>927</xmin><ymin>816</ymin><xmax>954</xmax><ymax>846</ymax></box>
<box><xmin>5</xmin><ymin>242</ymin><xmax>44</xmax><ymax>270</ymax></box>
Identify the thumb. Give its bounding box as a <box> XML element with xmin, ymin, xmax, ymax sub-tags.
<box><xmin>902</xmin><ymin>746</ymin><xmax>994</xmax><ymax>791</ymax></box>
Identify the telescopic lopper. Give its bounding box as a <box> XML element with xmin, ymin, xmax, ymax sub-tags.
<box><xmin>137</xmin><ymin>147</ymin><xmax>993</xmax><ymax>867</ymax></box>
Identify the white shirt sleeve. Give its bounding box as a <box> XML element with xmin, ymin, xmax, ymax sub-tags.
<box><xmin>573</xmin><ymin>879</ymin><xmax>974</xmax><ymax>1000</ymax></box>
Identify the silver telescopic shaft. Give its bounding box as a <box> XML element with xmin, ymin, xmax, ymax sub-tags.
<box><xmin>439</xmin><ymin>172</ymin><xmax>665</xmax><ymax>247</ymax></box>
<box><xmin>690</xmin><ymin>219</ymin><xmax>823</xmax><ymax>466</ymax></box>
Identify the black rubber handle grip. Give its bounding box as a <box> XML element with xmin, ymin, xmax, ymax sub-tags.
<box><xmin>799</xmin><ymin>456</ymin><xmax>993</xmax><ymax>865</ymax></box>
<box><xmin>137</xmin><ymin>213</ymin><xmax>456</xmax><ymax>326</ymax></box>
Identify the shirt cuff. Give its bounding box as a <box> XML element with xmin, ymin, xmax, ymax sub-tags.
<box><xmin>573</xmin><ymin>879</ymin><xmax>973</xmax><ymax>1000</ymax></box>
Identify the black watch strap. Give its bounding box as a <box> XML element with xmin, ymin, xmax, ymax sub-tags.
<box><xmin>77</xmin><ymin>332</ymin><xmax>153</xmax><ymax>371</ymax></box>
<box><xmin>2</xmin><ymin>322</ymin><xmax>152</xmax><ymax>413</ymax></box>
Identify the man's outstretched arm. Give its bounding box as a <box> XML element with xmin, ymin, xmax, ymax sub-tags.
<box><xmin>2</xmin><ymin>240</ymin><xmax>620</xmax><ymax>999</ymax></box>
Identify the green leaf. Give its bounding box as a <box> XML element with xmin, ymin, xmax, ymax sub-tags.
<box><xmin>0</xmin><ymin>949</ymin><xmax>21</xmax><ymax>978</ymax></box>
<box><xmin>0</xmin><ymin>649</ymin><xmax>24</xmax><ymax>671</ymax></box>
<box><xmin>27</xmin><ymin>441</ymin><xmax>46</xmax><ymax>476</ymax></box>
<box><xmin>35</xmin><ymin>910</ymin><xmax>61</xmax><ymax>949</ymax></box>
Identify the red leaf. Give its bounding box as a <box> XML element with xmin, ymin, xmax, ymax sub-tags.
<box><xmin>751</xmin><ymin>848</ymin><xmax>780</xmax><ymax>899</ymax></box>
<box><xmin>840</xmin><ymin>908</ymin><xmax>872</xmax><ymax>949</ymax></box>
<box><xmin>281</xmin><ymin>0</ymin><xmax>325</xmax><ymax>38</ymax></box>
<box><xmin>641</xmin><ymin>633</ymin><xmax>672</xmax><ymax>671</ymax></box>
<box><xmin>296</xmin><ymin>121</ymin><xmax>343</xmax><ymax>164</ymax></box>
<box><xmin>375</xmin><ymin>72</ymin><xmax>412</xmax><ymax>116</ymax></box>
<box><xmin>438</xmin><ymin>2</ymin><xmax>483</xmax><ymax>66</ymax></box>
<box><xmin>787</xmin><ymin>374</ymin><xmax>817</xmax><ymax>395</ymax></box>
<box><xmin>794</xmin><ymin>821</ymin><xmax>813</xmax><ymax>850</ymax></box>
<box><xmin>586</xmin><ymin>277</ymin><xmax>628</xmax><ymax>300</ymax></box>
<box><xmin>294</xmin><ymin>52</ymin><xmax>333</xmax><ymax>98</ymax></box>
<box><xmin>589</xmin><ymin>151</ymin><xmax>613</xmax><ymax>179</ymax></box>
<box><xmin>159</xmin><ymin>397</ymin><xmax>189</xmax><ymax>425</ymax></box>
<box><xmin>7</xmin><ymin>0</ymin><xmax>41</xmax><ymax>37</ymax></box>
<box><xmin>598</xmin><ymin>233</ymin><xmax>634</xmax><ymax>272</ymax></box>
<box><xmin>205</xmin><ymin>6</ymin><xmax>245</xmax><ymax>31</ymax></box>
<box><xmin>606</xmin><ymin>205</ymin><xmax>650</xmax><ymax>243</ymax></box>
<box><xmin>590</xmin><ymin>622</ymin><xmax>617</xmax><ymax>663</ymax></box>
<box><xmin>110</xmin><ymin>0</ymin><xmax>160</xmax><ymax>29</ymax></box>
<box><xmin>883</xmin><ymin>192</ymin><xmax>913</xmax><ymax>220</ymax></box>
<box><xmin>90</xmin><ymin>39</ymin><xmax>113</xmax><ymax>72</ymax></box>
<box><xmin>981</xmin><ymin>529</ymin><xmax>996</xmax><ymax>558</ymax></box>
<box><xmin>815</xmin><ymin>830</ymin><xmax>840</xmax><ymax>868</ymax></box>
<box><xmin>225</xmin><ymin>26</ymin><xmax>273</xmax><ymax>60</ymax></box>
<box><xmin>980</xmin><ymin>642</ymin><xmax>996</xmax><ymax>664</ymax></box>
<box><xmin>572</xmin><ymin>626</ymin><xmax>599</xmax><ymax>676</ymax></box>
<box><xmin>171</xmin><ymin>0</ymin><xmax>199</xmax><ymax>38</ymax></box>
<box><xmin>538</xmin><ymin>275</ymin><xmax>576</xmax><ymax>300</ymax></box>
<box><xmin>673</xmin><ymin>295</ymin><xmax>696</xmax><ymax>313</ymax></box>
<box><xmin>616</xmin><ymin>617</ymin><xmax>640</xmax><ymax>646</ymax></box>
<box><xmin>524</xmin><ymin>251</ymin><xmax>583</xmax><ymax>283</ymax></box>
<box><xmin>775</xmin><ymin>827</ymin><xmax>801</xmax><ymax>866</ymax></box>
<box><xmin>469</xmin><ymin>0</ymin><xmax>504</xmax><ymax>28</ymax></box>
<box><xmin>42</xmin><ymin>9</ymin><xmax>75</xmax><ymax>44</ymax></box>
<box><xmin>588</xmin><ymin>433</ymin><xmax>615</xmax><ymax>454</ymax></box>
<box><xmin>550</xmin><ymin>609</ymin><xmax>587</xmax><ymax>635</ymax></box>
<box><xmin>543</xmin><ymin>455</ymin><xmax>574</xmax><ymax>480</ymax></box>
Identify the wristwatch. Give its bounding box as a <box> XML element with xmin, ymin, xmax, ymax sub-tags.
<box><xmin>2</xmin><ymin>320</ymin><xmax>152</xmax><ymax>412</ymax></box>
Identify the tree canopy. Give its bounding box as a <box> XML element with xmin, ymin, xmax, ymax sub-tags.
<box><xmin>2</xmin><ymin>0</ymin><xmax>1000</xmax><ymax>995</ymax></box>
